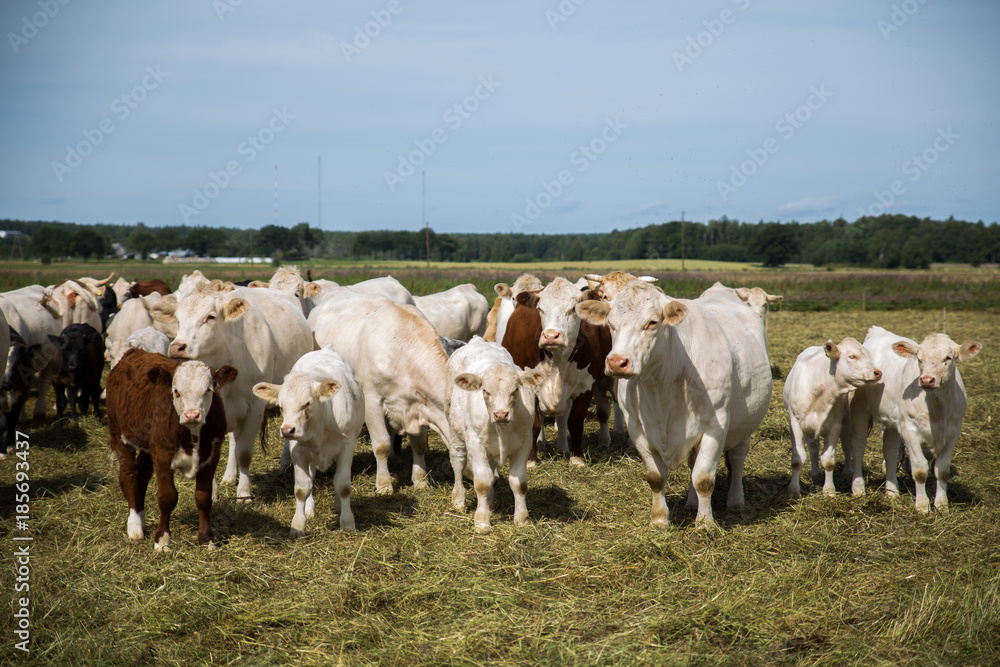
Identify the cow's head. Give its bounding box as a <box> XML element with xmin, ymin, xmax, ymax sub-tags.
<box><xmin>534</xmin><ymin>277</ymin><xmax>597</xmax><ymax>352</ymax></box>
<box><xmin>48</xmin><ymin>324</ymin><xmax>100</xmax><ymax>376</ymax></box>
<box><xmin>576</xmin><ymin>281</ymin><xmax>686</xmax><ymax>379</ymax></box>
<box><xmin>149</xmin><ymin>361</ymin><xmax>237</xmax><ymax>433</ymax></box>
<box><xmin>252</xmin><ymin>372</ymin><xmax>340</xmax><ymax>440</ymax></box>
<box><xmin>585</xmin><ymin>271</ymin><xmax>656</xmax><ymax>302</ymax></box>
<box><xmin>157</xmin><ymin>289</ymin><xmax>250</xmax><ymax>361</ymax></box>
<box><xmin>454</xmin><ymin>364</ymin><xmax>545</xmax><ymax>425</ymax></box>
<box><xmin>824</xmin><ymin>337</ymin><xmax>882</xmax><ymax>387</ymax></box>
<box><xmin>892</xmin><ymin>333</ymin><xmax>982</xmax><ymax>390</ymax></box>
<box><xmin>735</xmin><ymin>286</ymin><xmax>783</xmax><ymax>318</ymax></box>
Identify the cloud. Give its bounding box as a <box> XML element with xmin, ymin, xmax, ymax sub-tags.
<box><xmin>777</xmin><ymin>196</ymin><xmax>837</xmax><ymax>216</ymax></box>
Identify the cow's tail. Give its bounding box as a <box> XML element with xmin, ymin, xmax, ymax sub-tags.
<box><xmin>258</xmin><ymin>413</ymin><xmax>268</xmax><ymax>455</ymax></box>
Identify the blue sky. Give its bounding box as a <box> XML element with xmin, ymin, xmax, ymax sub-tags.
<box><xmin>1</xmin><ymin>1</ymin><xmax>997</xmax><ymax>235</ymax></box>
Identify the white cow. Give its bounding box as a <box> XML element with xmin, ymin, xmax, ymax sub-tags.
<box><xmin>577</xmin><ymin>280</ymin><xmax>772</xmax><ymax>526</ymax></box>
<box><xmin>309</xmin><ymin>293</ymin><xmax>458</xmax><ymax>497</ymax></box>
<box><xmin>254</xmin><ymin>266</ymin><xmax>323</xmax><ymax>316</ymax></box>
<box><xmin>783</xmin><ymin>338</ymin><xmax>882</xmax><ymax>498</ymax></box>
<box><xmin>253</xmin><ymin>348</ymin><xmax>364</xmax><ymax>537</ymax></box>
<box><xmin>413</xmin><ymin>284</ymin><xmax>489</xmax><ymax>342</ymax></box>
<box><xmin>152</xmin><ymin>285</ymin><xmax>314</xmax><ymax>500</ymax></box>
<box><xmin>310</xmin><ymin>276</ymin><xmax>415</xmax><ymax>309</ymax></box>
<box><xmin>111</xmin><ymin>277</ymin><xmax>133</xmax><ymax>307</ymax></box>
<box><xmin>105</xmin><ymin>326</ymin><xmax>171</xmax><ymax>369</ymax></box>
<box><xmin>106</xmin><ymin>292</ymin><xmax>177</xmax><ymax>343</ymax></box>
<box><xmin>585</xmin><ymin>271</ymin><xmax>657</xmax><ymax>302</ymax></box>
<box><xmin>847</xmin><ymin>326</ymin><xmax>982</xmax><ymax>512</ymax></box>
<box><xmin>0</xmin><ymin>285</ymin><xmax>63</xmax><ymax>419</ymax></box>
<box><xmin>43</xmin><ymin>279</ymin><xmax>103</xmax><ymax>332</ymax></box>
<box><xmin>448</xmin><ymin>337</ymin><xmax>545</xmax><ymax>532</ymax></box>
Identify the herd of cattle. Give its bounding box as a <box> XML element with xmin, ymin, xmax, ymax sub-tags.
<box><xmin>0</xmin><ymin>268</ymin><xmax>983</xmax><ymax>549</ymax></box>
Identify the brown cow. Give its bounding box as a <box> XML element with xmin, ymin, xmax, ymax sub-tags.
<box><xmin>500</xmin><ymin>291</ymin><xmax>612</xmax><ymax>466</ymax></box>
<box><xmin>107</xmin><ymin>349</ymin><xmax>237</xmax><ymax>550</ymax></box>
<box><xmin>128</xmin><ymin>279</ymin><xmax>172</xmax><ymax>300</ymax></box>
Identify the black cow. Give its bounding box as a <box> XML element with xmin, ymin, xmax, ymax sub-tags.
<box><xmin>1</xmin><ymin>329</ymin><xmax>40</xmax><ymax>450</ymax></box>
<box><xmin>49</xmin><ymin>323</ymin><xmax>104</xmax><ymax>422</ymax></box>
<box><xmin>98</xmin><ymin>286</ymin><xmax>119</xmax><ymax>333</ymax></box>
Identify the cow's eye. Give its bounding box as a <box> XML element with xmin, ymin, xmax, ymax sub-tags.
<box><xmin>302</xmin><ymin>402</ymin><xmax>311</xmax><ymax>411</ymax></box>
<box><xmin>645</xmin><ymin>320</ymin><xmax>658</xmax><ymax>330</ymax></box>
<box><xmin>205</xmin><ymin>314</ymin><xmax>216</xmax><ymax>322</ymax></box>
<box><xmin>483</xmin><ymin>390</ymin><xmax>491</xmax><ymax>399</ymax></box>
<box><xmin>944</xmin><ymin>356</ymin><xmax>952</xmax><ymax>362</ymax></box>
<box><xmin>173</xmin><ymin>389</ymin><xmax>180</xmax><ymax>398</ymax></box>
<box><xmin>848</xmin><ymin>355</ymin><xmax>858</xmax><ymax>360</ymax></box>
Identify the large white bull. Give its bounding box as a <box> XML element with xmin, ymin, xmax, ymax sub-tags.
<box><xmin>577</xmin><ymin>280</ymin><xmax>772</xmax><ymax>526</ymax></box>
<box><xmin>0</xmin><ymin>285</ymin><xmax>63</xmax><ymax>419</ymax></box>
<box><xmin>847</xmin><ymin>326</ymin><xmax>982</xmax><ymax>512</ymax></box>
<box><xmin>152</xmin><ymin>286</ymin><xmax>314</xmax><ymax>500</ymax></box>
<box><xmin>309</xmin><ymin>292</ymin><xmax>457</xmax><ymax>496</ymax></box>
<box><xmin>413</xmin><ymin>284</ymin><xmax>489</xmax><ymax>342</ymax></box>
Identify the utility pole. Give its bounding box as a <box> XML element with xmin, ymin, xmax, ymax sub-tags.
<box><xmin>681</xmin><ymin>210</ymin><xmax>686</xmax><ymax>271</ymax></box>
<box><xmin>274</xmin><ymin>165</ymin><xmax>279</xmax><ymax>227</ymax></box>
<box><xmin>423</xmin><ymin>170</ymin><xmax>430</xmax><ymax>268</ymax></box>
<box><xmin>249</xmin><ymin>229</ymin><xmax>254</xmax><ymax>264</ymax></box>
<box><xmin>317</xmin><ymin>156</ymin><xmax>322</xmax><ymax>228</ymax></box>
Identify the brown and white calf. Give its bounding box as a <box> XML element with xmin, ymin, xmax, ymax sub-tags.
<box><xmin>107</xmin><ymin>349</ymin><xmax>237</xmax><ymax>549</ymax></box>
<box><xmin>783</xmin><ymin>338</ymin><xmax>882</xmax><ymax>498</ymax></box>
<box><xmin>253</xmin><ymin>348</ymin><xmax>365</xmax><ymax>537</ymax></box>
<box><xmin>847</xmin><ymin>326</ymin><xmax>982</xmax><ymax>512</ymax></box>
<box><xmin>448</xmin><ymin>337</ymin><xmax>545</xmax><ymax>532</ymax></box>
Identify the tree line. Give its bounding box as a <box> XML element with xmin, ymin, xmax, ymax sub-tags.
<box><xmin>1</xmin><ymin>214</ymin><xmax>997</xmax><ymax>269</ymax></box>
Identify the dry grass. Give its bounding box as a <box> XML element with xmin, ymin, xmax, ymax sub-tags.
<box><xmin>1</xmin><ymin>309</ymin><xmax>998</xmax><ymax>666</ymax></box>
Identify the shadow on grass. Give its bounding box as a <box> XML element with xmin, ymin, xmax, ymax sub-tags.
<box><xmin>16</xmin><ymin>417</ymin><xmax>94</xmax><ymax>452</ymax></box>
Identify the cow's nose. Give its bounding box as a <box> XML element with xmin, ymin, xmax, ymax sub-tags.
<box><xmin>540</xmin><ymin>330</ymin><xmax>563</xmax><ymax>346</ymax></box>
<box><xmin>872</xmin><ymin>369</ymin><xmax>883</xmax><ymax>381</ymax></box>
<box><xmin>607</xmin><ymin>354</ymin><xmax>630</xmax><ymax>375</ymax></box>
<box><xmin>492</xmin><ymin>410</ymin><xmax>510</xmax><ymax>424</ymax></box>
<box><xmin>169</xmin><ymin>342</ymin><xmax>187</xmax><ymax>358</ymax></box>
<box><xmin>920</xmin><ymin>375</ymin><xmax>936</xmax><ymax>388</ymax></box>
<box><xmin>280</xmin><ymin>425</ymin><xmax>296</xmax><ymax>438</ymax></box>
<box><xmin>182</xmin><ymin>410</ymin><xmax>202</xmax><ymax>424</ymax></box>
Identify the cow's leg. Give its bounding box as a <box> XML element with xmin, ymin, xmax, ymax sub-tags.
<box><xmin>468</xmin><ymin>438</ymin><xmax>493</xmax><ymax>532</ymax></box>
<box><xmin>333</xmin><ymin>442</ymin><xmax>356</xmax><ymax>532</ymax></box>
<box><xmin>508</xmin><ymin>443</ymin><xmax>531</xmax><ymax>528</ymax></box>
<box><xmin>114</xmin><ymin>442</ymin><xmax>146</xmax><ymax>540</ymax></box>
<box><xmin>688</xmin><ymin>432</ymin><xmax>725</xmax><ymax>526</ymax></box>
<box><xmin>848</xmin><ymin>397</ymin><xmax>871</xmax><ymax>497</ymax></box>
<box><xmin>899</xmin><ymin>427</ymin><xmax>930</xmax><ymax>513</ymax></box>
<box><xmin>594</xmin><ymin>388</ymin><xmax>612</xmax><ymax>449</ymax></box>
<box><xmin>932</xmin><ymin>441</ymin><xmax>956</xmax><ymax>512</ymax></box>
<box><xmin>839</xmin><ymin>404</ymin><xmax>854</xmax><ymax>480</ymax></box>
<box><xmin>152</xmin><ymin>462</ymin><xmax>178</xmax><ymax>551</ymax></box>
<box><xmin>882</xmin><ymin>428</ymin><xmax>904</xmax><ymax>499</ymax></box>
<box><xmin>567</xmin><ymin>390</ymin><xmax>593</xmax><ymax>467</ymax></box>
<box><xmin>724</xmin><ymin>437</ymin><xmax>749</xmax><ymax>510</ymax></box>
<box><xmin>67</xmin><ymin>384</ymin><xmax>80</xmax><ymax>421</ymax></box>
<box><xmin>409</xmin><ymin>427</ymin><xmax>430</xmax><ymax>490</ymax></box>
<box><xmin>632</xmin><ymin>434</ymin><xmax>671</xmax><ymax>527</ymax></box>
<box><xmin>233</xmin><ymin>405</ymin><xmax>262</xmax><ymax>501</ymax></box>
<box><xmin>194</xmin><ymin>463</ymin><xmax>216</xmax><ymax>546</ymax></box>
<box><xmin>221</xmin><ymin>432</ymin><xmax>239</xmax><ymax>485</ymax></box>
<box><xmin>32</xmin><ymin>366</ymin><xmax>54</xmax><ymax>420</ymax></box>
<box><xmin>788</xmin><ymin>418</ymin><xmax>807</xmax><ymax>498</ymax></box>
<box><xmin>535</xmin><ymin>417</ymin><xmax>547</xmax><ymax>451</ymax></box>
<box><xmin>820</xmin><ymin>416</ymin><xmax>843</xmax><ymax>496</ymax></box>
<box><xmin>289</xmin><ymin>447</ymin><xmax>314</xmax><ymax>538</ymax></box>
<box><xmin>555</xmin><ymin>413</ymin><xmax>570</xmax><ymax>454</ymax></box>
<box><xmin>527</xmin><ymin>412</ymin><xmax>542</xmax><ymax>467</ymax></box>
<box><xmin>611</xmin><ymin>381</ymin><xmax>627</xmax><ymax>435</ymax></box>
<box><xmin>53</xmin><ymin>382</ymin><xmax>67</xmax><ymax>421</ymax></box>
<box><xmin>447</xmin><ymin>432</ymin><xmax>469</xmax><ymax>512</ymax></box>
<box><xmin>364</xmin><ymin>395</ymin><xmax>395</xmax><ymax>494</ymax></box>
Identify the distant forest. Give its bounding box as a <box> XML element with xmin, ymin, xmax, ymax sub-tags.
<box><xmin>1</xmin><ymin>214</ymin><xmax>998</xmax><ymax>269</ymax></box>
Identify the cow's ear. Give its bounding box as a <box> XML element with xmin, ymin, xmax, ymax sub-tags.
<box><xmin>516</xmin><ymin>291</ymin><xmax>539</xmax><ymax>308</ymax></box>
<box><xmin>214</xmin><ymin>365</ymin><xmax>239</xmax><ymax>388</ymax></box>
<box><xmin>303</xmin><ymin>282</ymin><xmax>322</xmax><ymax>298</ymax></box>
<box><xmin>766</xmin><ymin>293</ymin><xmax>783</xmax><ymax>304</ymax></box>
<box><xmin>248</xmin><ymin>280</ymin><xmax>269</xmax><ymax>289</ymax></box>
<box><xmin>957</xmin><ymin>341</ymin><xmax>982</xmax><ymax>362</ymax></box>
<box><xmin>663</xmin><ymin>301</ymin><xmax>687</xmax><ymax>326</ymax></box>
<box><xmin>735</xmin><ymin>287</ymin><xmax>751</xmax><ymax>300</ymax></box>
<box><xmin>520</xmin><ymin>369</ymin><xmax>546</xmax><ymax>387</ymax></box>
<box><xmin>454</xmin><ymin>373</ymin><xmax>483</xmax><ymax>391</ymax></box>
<box><xmin>224</xmin><ymin>298</ymin><xmax>250</xmax><ymax>321</ymax></box>
<box><xmin>47</xmin><ymin>334</ymin><xmax>63</xmax><ymax>346</ymax></box>
<box><xmin>494</xmin><ymin>283</ymin><xmax>512</xmax><ymax>298</ymax></box>
<box><xmin>150</xmin><ymin>299</ymin><xmax>177</xmax><ymax>324</ymax></box>
<box><xmin>147</xmin><ymin>367</ymin><xmax>173</xmax><ymax>386</ymax></box>
<box><xmin>576</xmin><ymin>289</ymin><xmax>599</xmax><ymax>303</ymax></box>
<box><xmin>823</xmin><ymin>340</ymin><xmax>840</xmax><ymax>360</ymax></box>
<box><xmin>576</xmin><ymin>300</ymin><xmax>609</xmax><ymax>325</ymax></box>
<box><xmin>317</xmin><ymin>379</ymin><xmax>341</xmax><ymax>398</ymax></box>
<box><xmin>252</xmin><ymin>382</ymin><xmax>280</xmax><ymax>404</ymax></box>
<box><xmin>38</xmin><ymin>291</ymin><xmax>63</xmax><ymax>318</ymax></box>
<box><xmin>221</xmin><ymin>282</ymin><xmax>236</xmax><ymax>292</ymax></box>
<box><xmin>892</xmin><ymin>341</ymin><xmax>919</xmax><ymax>358</ymax></box>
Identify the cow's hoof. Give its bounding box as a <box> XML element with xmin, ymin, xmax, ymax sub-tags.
<box><xmin>375</xmin><ymin>485</ymin><xmax>394</xmax><ymax>496</ymax></box>
<box><xmin>289</xmin><ymin>527</ymin><xmax>305</xmax><ymax>539</ymax></box>
<box><xmin>569</xmin><ymin>456</ymin><xmax>586</xmax><ymax>467</ymax></box>
<box><xmin>823</xmin><ymin>488</ymin><xmax>837</xmax><ymax>497</ymax></box>
<box><xmin>205</xmin><ymin>541</ymin><xmax>218</xmax><ymax>552</ymax></box>
<box><xmin>235</xmin><ymin>496</ymin><xmax>253</xmax><ymax>505</ymax></box>
<box><xmin>474</xmin><ymin>523</ymin><xmax>492</xmax><ymax>534</ymax></box>
<box><xmin>526</xmin><ymin>460</ymin><xmax>538</xmax><ymax>469</ymax></box>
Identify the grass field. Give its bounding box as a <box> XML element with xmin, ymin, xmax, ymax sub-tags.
<box><xmin>1</xmin><ymin>297</ymin><xmax>998</xmax><ymax>665</ymax></box>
